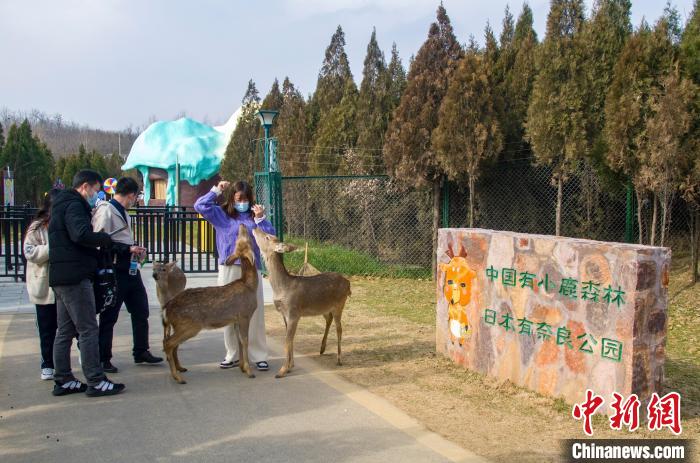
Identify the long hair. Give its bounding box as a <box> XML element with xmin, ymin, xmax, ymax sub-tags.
<box><xmin>220</xmin><ymin>181</ymin><xmax>256</xmax><ymax>219</ymax></box>
<box><xmin>34</xmin><ymin>189</ymin><xmax>61</xmax><ymax>226</ymax></box>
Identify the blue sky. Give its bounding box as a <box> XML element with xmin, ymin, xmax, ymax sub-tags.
<box><xmin>0</xmin><ymin>0</ymin><xmax>694</xmax><ymax>131</ymax></box>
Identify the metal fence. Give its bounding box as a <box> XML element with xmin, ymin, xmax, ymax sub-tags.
<box><xmin>0</xmin><ymin>205</ymin><xmax>218</xmax><ymax>281</ymax></box>
<box><xmin>272</xmin><ymin>159</ymin><xmax>692</xmax><ymax>279</ymax></box>
<box><xmin>0</xmin><ymin>206</ymin><xmax>36</xmax><ymax>281</ymax></box>
<box><xmin>130</xmin><ymin>206</ymin><xmax>219</xmax><ymax>273</ymax></box>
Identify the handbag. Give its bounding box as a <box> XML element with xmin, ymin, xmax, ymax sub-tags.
<box><xmin>94</xmin><ymin>249</ymin><xmax>118</xmax><ymax>314</ymax></box>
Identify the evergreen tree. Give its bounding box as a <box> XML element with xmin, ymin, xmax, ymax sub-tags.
<box><xmin>0</xmin><ymin>120</ymin><xmax>53</xmax><ymax>204</ymax></box>
<box><xmin>604</xmin><ymin>17</ymin><xmax>676</xmax><ymax>244</ymax></box>
<box><xmin>498</xmin><ymin>3</ymin><xmax>538</xmax><ymax>159</ymax></box>
<box><xmin>680</xmin><ymin>0</ymin><xmax>700</xmax><ymax>282</ymax></box>
<box><xmin>642</xmin><ymin>68</ymin><xmax>696</xmax><ymax>246</ymax></box>
<box><xmin>433</xmin><ymin>49</ymin><xmax>503</xmax><ymax>227</ymax></box>
<box><xmin>220</xmin><ymin>80</ymin><xmax>262</xmax><ymax>184</ymax></box>
<box><xmin>383</xmin><ymin>4</ymin><xmax>463</xmax><ymax>277</ymax></box>
<box><xmin>0</xmin><ymin>122</ymin><xmax>4</xmax><ymax>153</ymax></box>
<box><xmin>311</xmin><ymin>79</ymin><xmax>358</xmax><ymax>175</ymax></box>
<box><xmin>356</xmin><ymin>28</ymin><xmax>388</xmax><ymax>173</ymax></box>
<box><xmin>307</xmin><ymin>26</ymin><xmax>354</xmax><ymax>141</ymax></box>
<box><xmin>526</xmin><ymin>0</ymin><xmax>587</xmax><ymax>236</ymax></box>
<box><xmin>579</xmin><ymin>0</ymin><xmax>632</xmax><ymax>163</ymax></box>
<box><xmin>681</xmin><ymin>0</ymin><xmax>700</xmax><ymax>82</ymax></box>
<box><xmin>261</xmin><ymin>78</ymin><xmax>284</xmax><ymax>111</ymax></box>
<box><xmin>385</xmin><ymin>43</ymin><xmax>407</xmax><ymax>115</ymax></box>
<box><xmin>500</xmin><ymin>5</ymin><xmax>515</xmax><ymax>48</ymax></box>
<box><xmin>275</xmin><ymin>77</ymin><xmax>310</xmax><ymax>175</ymax></box>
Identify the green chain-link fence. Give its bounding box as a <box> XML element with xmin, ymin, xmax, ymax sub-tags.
<box><xmin>253</xmin><ymin>139</ymin><xmax>692</xmax><ymax>279</ymax></box>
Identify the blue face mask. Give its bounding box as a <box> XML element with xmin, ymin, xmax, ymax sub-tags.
<box><xmin>87</xmin><ymin>191</ymin><xmax>99</xmax><ymax>208</ymax></box>
<box><xmin>234</xmin><ymin>201</ymin><xmax>250</xmax><ymax>213</ymax></box>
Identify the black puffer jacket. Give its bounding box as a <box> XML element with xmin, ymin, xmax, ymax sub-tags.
<box><xmin>48</xmin><ymin>189</ymin><xmax>112</xmax><ymax>287</ymax></box>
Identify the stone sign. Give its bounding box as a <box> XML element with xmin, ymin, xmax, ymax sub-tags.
<box><xmin>436</xmin><ymin>228</ymin><xmax>671</xmax><ymax>406</ymax></box>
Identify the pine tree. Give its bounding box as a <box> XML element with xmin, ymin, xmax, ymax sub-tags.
<box><xmin>680</xmin><ymin>0</ymin><xmax>700</xmax><ymax>282</ymax></box>
<box><xmin>220</xmin><ymin>80</ymin><xmax>262</xmax><ymax>184</ymax></box>
<box><xmin>0</xmin><ymin>120</ymin><xmax>53</xmax><ymax>204</ymax></box>
<box><xmin>355</xmin><ymin>28</ymin><xmax>387</xmax><ymax>173</ymax></box>
<box><xmin>311</xmin><ymin>79</ymin><xmax>358</xmax><ymax>175</ymax></box>
<box><xmin>579</xmin><ymin>0</ymin><xmax>632</xmax><ymax>162</ymax></box>
<box><xmin>261</xmin><ymin>78</ymin><xmax>284</xmax><ymax>110</ymax></box>
<box><xmin>433</xmin><ymin>49</ymin><xmax>503</xmax><ymax>227</ymax></box>
<box><xmin>499</xmin><ymin>3</ymin><xmax>538</xmax><ymax>159</ymax></box>
<box><xmin>681</xmin><ymin>0</ymin><xmax>700</xmax><ymax>82</ymax></box>
<box><xmin>526</xmin><ymin>0</ymin><xmax>587</xmax><ymax>236</ymax></box>
<box><xmin>500</xmin><ymin>5</ymin><xmax>515</xmax><ymax>48</ymax></box>
<box><xmin>383</xmin><ymin>4</ymin><xmax>463</xmax><ymax>277</ymax></box>
<box><xmin>385</xmin><ymin>43</ymin><xmax>407</xmax><ymax>115</ymax></box>
<box><xmin>0</xmin><ymin>122</ymin><xmax>4</xmax><ymax>153</ymax></box>
<box><xmin>604</xmin><ymin>17</ymin><xmax>676</xmax><ymax>244</ymax></box>
<box><xmin>275</xmin><ymin>77</ymin><xmax>310</xmax><ymax>175</ymax></box>
<box><xmin>307</xmin><ymin>26</ymin><xmax>354</xmax><ymax>141</ymax></box>
<box><xmin>642</xmin><ymin>68</ymin><xmax>696</xmax><ymax>247</ymax></box>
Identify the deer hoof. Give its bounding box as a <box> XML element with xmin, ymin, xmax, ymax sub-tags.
<box><xmin>177</xmin><ymin>367</ymin><xmax>188</xmax><ymax>372</ymax></box>
<box><xmin>248</xmin><ymin>373</ymin><xmax>256</xmax><ymax>379</ymax></box>
<box><xmin>275</xmin><ymin>370</ymin><xmax>288</xmax><ymax>379</ymax></box>
<box><xmin>174</xmin><ymin>377</ymin><xmax>187</xmax><ymax>384</ymax></box>
<box><xmin>336</xmin><ymin>360</ymin><xmax>343</xmax><ymax>366</ymax></box>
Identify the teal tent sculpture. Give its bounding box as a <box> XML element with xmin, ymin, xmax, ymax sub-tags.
<box><xmin>123</xmin><ymin>109</ymin><xmax>240</xmax><ymax>205</ymax></box>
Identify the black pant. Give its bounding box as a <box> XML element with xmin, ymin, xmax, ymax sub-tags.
<box><xmin>98</xmin><ymin>270</ymin><xmax>150</xmax><ymax>362</ymax></box>
<box><xmin>36</xmin><ymin>303</ymin><xmax>57</xmax><ymax>369</ymax></box>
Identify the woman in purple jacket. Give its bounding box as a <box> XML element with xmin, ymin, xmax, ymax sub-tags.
<box><xmin>194</xmin><ymin>180</ymin><xmax>275</xmax><ymax>371</ymax></box>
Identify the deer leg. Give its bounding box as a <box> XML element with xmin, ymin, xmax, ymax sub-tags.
<box><xmin>164</xmin><ymin>325</ymin><xmax>199</xmax><ymax>384</ymax></box>
<box><xmin>320</xmin><ymin>312</ymin><xmax>333</xmax><ymax>355</ymax></box>
<box><xmin>235</xmin><ymin>319</ymin><xmax>255</xmax><ymax>378</ymax></box>
<box><xmin>276</xmin><ymin>317</ymin><xmax>299</xmax><ymax>379</ymax></box>
<box><xmin>173</xmin><ymin>345</ymin><xmax>187</xmax><ymax>372</ymax></box>
<box><xmin>333</xmin><ymin>307</ymin><xmax>343</xmax><ymax>366</ymax></box>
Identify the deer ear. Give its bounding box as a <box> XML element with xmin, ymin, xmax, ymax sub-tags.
<box><xmin>224</xmin><ymin>253</ymin><xmax>239</xmax><ymax>265</ymax></box>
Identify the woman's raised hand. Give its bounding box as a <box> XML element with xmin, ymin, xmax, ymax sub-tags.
<box><xmin>252</xmin><ymin>204</ymin><xmax>265</xmax><ymax>218</ymax></box>
<box><xmin>217</xmin><ymin>180</ymin><xmax>231</xmax><ymax>191</ymax></box>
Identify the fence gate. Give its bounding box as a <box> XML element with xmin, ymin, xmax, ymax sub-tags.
<box><xmin>130</xmin><ymin>207</ymin><xmax>218</xmax><ymax>273</ymax></box>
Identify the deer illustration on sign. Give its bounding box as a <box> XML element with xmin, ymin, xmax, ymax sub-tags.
<box><xmin>439</xmin><ymin>242</ymin><xmax>476</xmax><ymax>346</ymax></box>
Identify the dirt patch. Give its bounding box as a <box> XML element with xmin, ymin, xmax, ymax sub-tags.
<box><xmin>265</xmin><ymin>271</ymin><xmax>700</xmax><ymax>463</ymax></box>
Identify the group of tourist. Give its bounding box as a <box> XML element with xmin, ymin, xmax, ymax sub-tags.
<box><xmin>24</xmin><ymin>169</ymin><xmax>273</xmax><ymax>397</ymax></box>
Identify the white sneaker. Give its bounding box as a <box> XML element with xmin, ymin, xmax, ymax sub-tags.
<box><xmin>41</xmin><ymin>368</ymin><xmax>54</xmax><ymax>380</ymax></box>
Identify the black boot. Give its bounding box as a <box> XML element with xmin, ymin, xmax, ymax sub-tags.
<box><xmin>134</xmin><ymin>351</ymin><xmax>163</xmax><ymax>364</ymax></box>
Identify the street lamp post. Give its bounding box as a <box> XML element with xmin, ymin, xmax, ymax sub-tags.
<box><xmin>257</xmin><ymin>110</ymin><xmax>279</xmax><ymax>171</ymax></box>
<box><xmin>256</xmin><ymin>110</ymin><xmax>281</xmax><ymax>240</ymax></box>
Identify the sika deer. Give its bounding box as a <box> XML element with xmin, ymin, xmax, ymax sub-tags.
<box><xmin>153</xmin><ymin>260</ymin><xmax>187</xmax><ymax>308</ymax></box>
<box><xmin>252</xmin><ymin>227</ymin><xmax>351</xmax><ymax>378</ymax></box>
<box><xmin>162</xmin><ymin>224</ymin><xmax>258</xmax><ymax>383</ymax></box>
<box><xmin>153</xmin><ymin>260</ymin><xmax>187</xmax><ymax>339</ymax></box>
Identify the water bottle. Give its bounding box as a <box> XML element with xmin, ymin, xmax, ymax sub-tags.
<box><xmin>129</xmin><ymin>253</ymin><xmax>139</xmax><ymax>276</ymax></box>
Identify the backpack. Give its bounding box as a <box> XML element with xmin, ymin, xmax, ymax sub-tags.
<box><xmin>94</xmin><ymin>248</ymin><xmax>118</xmax><ymax>314</ymax></box>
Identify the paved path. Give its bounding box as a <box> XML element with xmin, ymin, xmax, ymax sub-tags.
<box><xmin>0</xmin><ymin>268</ymin><xmax>488</xmax><ymax>463</ymax></box>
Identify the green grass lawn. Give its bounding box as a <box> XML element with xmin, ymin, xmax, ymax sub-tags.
<box><xmin>281</xmin><ymin>237</ymin><xmax>431</xmax><ymax>279</ymax></box>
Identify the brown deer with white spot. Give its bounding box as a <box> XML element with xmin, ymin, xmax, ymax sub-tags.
<box><xmin>162</xmin><ymin>224</ymin><xmax>258</xmax><ymax>383</ymax></box>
